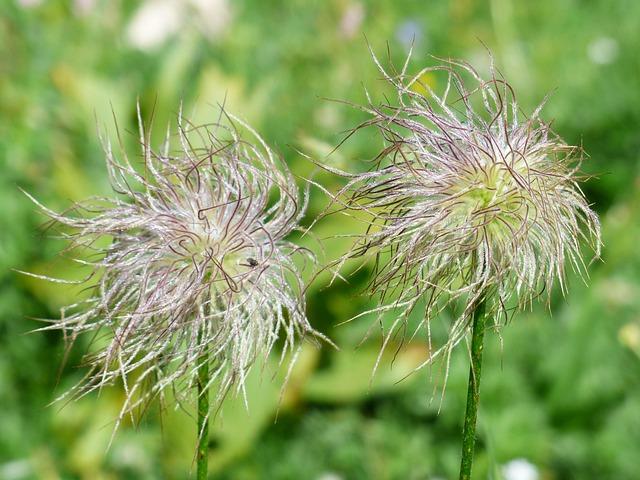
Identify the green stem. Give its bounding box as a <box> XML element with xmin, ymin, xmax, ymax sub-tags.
<box><xmin>458</xmin><ymin>297</ymin><xmax>487</xmax><ymax>480</ymax></box>
<box><xmin>197</xmin><ymin>330</ymin><xmax>209</xmax><ymax>480</ymax></box>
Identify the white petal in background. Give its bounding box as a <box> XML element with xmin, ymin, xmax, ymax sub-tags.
<box><xmin>339</xmin><ymin>2</ymin><xmax>365</xmax><ymax>39</ymax></box>
<box><xmin>126</xmin><ymin>0</ymin><xmax>232</xmax><ymax>51</ymax></box>
<box><xmin>502</xmin><ymin>458</ymin><xmax>540</xmax><ymax>480</ymax></box>
<box><xmin>16</xmin><ymin>0</ymin><xmax>43</xmax><ymax>8</ymax></box>
<box><xmin>190</xmin><ymin>0</ymin><xmax>232</xmax><ymax>40</ymax></box>
<box><xmin>73</xmin><ymin>0</ymin><xmax>97</xmax><ymax>17</ymax></box>
<box><xmin>587</xmin><ymin>36</ymin><xmax>619</xmax><ymax>65</ymax></box>
<box><xmin>126</xmin><ymin>0</ymin><xmax>184</xmax><ymax>50</ymax></box>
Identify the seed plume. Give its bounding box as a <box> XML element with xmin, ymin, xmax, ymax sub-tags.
<box><xmin>23</xmin><ymin>106</ymin><xmax>327</xmax><ymax>427</ymax></box>
<box><xmin>325</xmin><ymin>52</ymin><xmax>601</xmax><ymax>373</ymax></box>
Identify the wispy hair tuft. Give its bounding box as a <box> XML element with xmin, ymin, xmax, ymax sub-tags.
<box><xmin>23</xmin><ymin>106</ymin><xmax>329</xmax><ymax>430</ymax></box>
<box><xmin>322</xmin><ymin>51</ymin><xmax>601</xmax><ymax>375</ymax></box>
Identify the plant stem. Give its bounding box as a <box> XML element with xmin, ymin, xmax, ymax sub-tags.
<box><xmin>197</xmin><ymin>329</ymin><xmax>209</xmax><ymax>480</ymax></box>
<box><xmin>458</xmin><ymin>297</ymin><xmax>487</xmax><ymax>480</ymax></box>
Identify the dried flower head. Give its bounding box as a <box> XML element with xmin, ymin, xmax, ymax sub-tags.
<box><xmin>326</xmin><ymin>52</ymin><xmax>601</xmax><ymax>371</ymax></box>
<box><xmin>23</xmin><ymin>106</ymin><xmax>327</xmax><ymax>426</ymax></box>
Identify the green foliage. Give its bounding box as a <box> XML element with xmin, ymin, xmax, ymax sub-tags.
<box><xmin>1</xmin><ymin>0</ymin><xmax>639</xmax><ymax>479</ymax></box>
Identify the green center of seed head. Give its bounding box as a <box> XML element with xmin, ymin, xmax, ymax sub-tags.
<box><xmin>179</xmin><ymin>219</ymin><xmax>256</xmax><ymax>282</ymax></box>
<box><xmin>451</xmin><ymin>153</ymin><xmax>529</xmax><ymax>233</ymax></box>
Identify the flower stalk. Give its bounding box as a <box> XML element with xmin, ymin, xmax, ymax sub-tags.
<box><xmin>459</xmin><ymin>296</ymin><xmax>487</xmax><ymax>480</ymax></box>
<box><xmin>197</xmin><ymin>320</ymin><xmax>209</xmax><ymax>480</ymax></box>
<box><xmin>324</xmin><ymin>49</ymin><xmax>601</xmax><ymax>478</ymax></box>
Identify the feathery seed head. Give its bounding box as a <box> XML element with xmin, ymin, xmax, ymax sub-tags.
<box><xmin>27</xmin><ymin>107</ymin><xmax>325</xmax><ymax>424</ymax></box>
<box><xmin>332</xmin><ymin>53</ymin><xmax>601</xmax><ymax>365</ymax></box>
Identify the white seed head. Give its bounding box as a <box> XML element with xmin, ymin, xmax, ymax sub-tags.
<box><xmin>26</xmin><ymin>107</ymin><xmax>327</xmax><ymax>426</ymax></box>
<box><xmin>329</xmin><ymin>52</ymin><xmax>601</xmax><ymax>370</ymax></box>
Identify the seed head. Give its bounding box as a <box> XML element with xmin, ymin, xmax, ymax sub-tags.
<box><xmin>328</xmin><ymin>52</ymin><xmax>601</xmax><ymax>370</ymax></box>
<box><xmin>24</xmin><ymin>106</ymin><xmax>326</xmax><ymax>426</ymax></box>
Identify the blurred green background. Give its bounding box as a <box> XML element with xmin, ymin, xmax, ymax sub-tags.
<box><xmin>2</xmin><ymin>0</ymin><xmax>640</xmax><ymax>479</ymax></box>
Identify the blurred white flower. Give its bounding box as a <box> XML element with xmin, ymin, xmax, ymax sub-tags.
<box><xmin>16</xmin><ymin>0</ymin><xmax>42</xmax><ymax>8</ymax></box>
<box><xmin>587</xmin><ymin>36</ymin><xmax>619</xmax><ymax>65</ymax></box>
<box><xmin>0</xmin><ymin>459</ymin><xmax>31</xmax><ymax>480</ymax></box>
<box><xmin>316</xmin><ymin>473</ymin><xmax>344</xmax><ymax>480</ymax></box>
<box><xmin>126</xmin><ymin>0</ymin><xmax>231</xmax><ymax>51</ymax></box>
<box><xmin>190</xmin><ymin>0</ymin><xmax>232</xmax><ymax>39</ymax></box>
<box><xmin>340</xmin><ymin>3</ymin><xmax>365</xmax><ymax>39</ymax></box>
<box><xmin>73</xmin><ymin>0</ymin><xmax>97</xmax><ymax>17</ymax></box>
<box><xmin>502</xmin><ymin>458</ymin><xmax>540</xmax><ymax>480</ymax></box>
<box><xmin>126</xmin><ymin>0</ymin><xmax>184</xmax><ymax>50</ymax></box>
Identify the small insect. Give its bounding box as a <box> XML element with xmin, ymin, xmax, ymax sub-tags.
<box><xmin>246</xmin><ymin>257</ymin><xmax>259</xmax><ymax>267</ymax></box>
